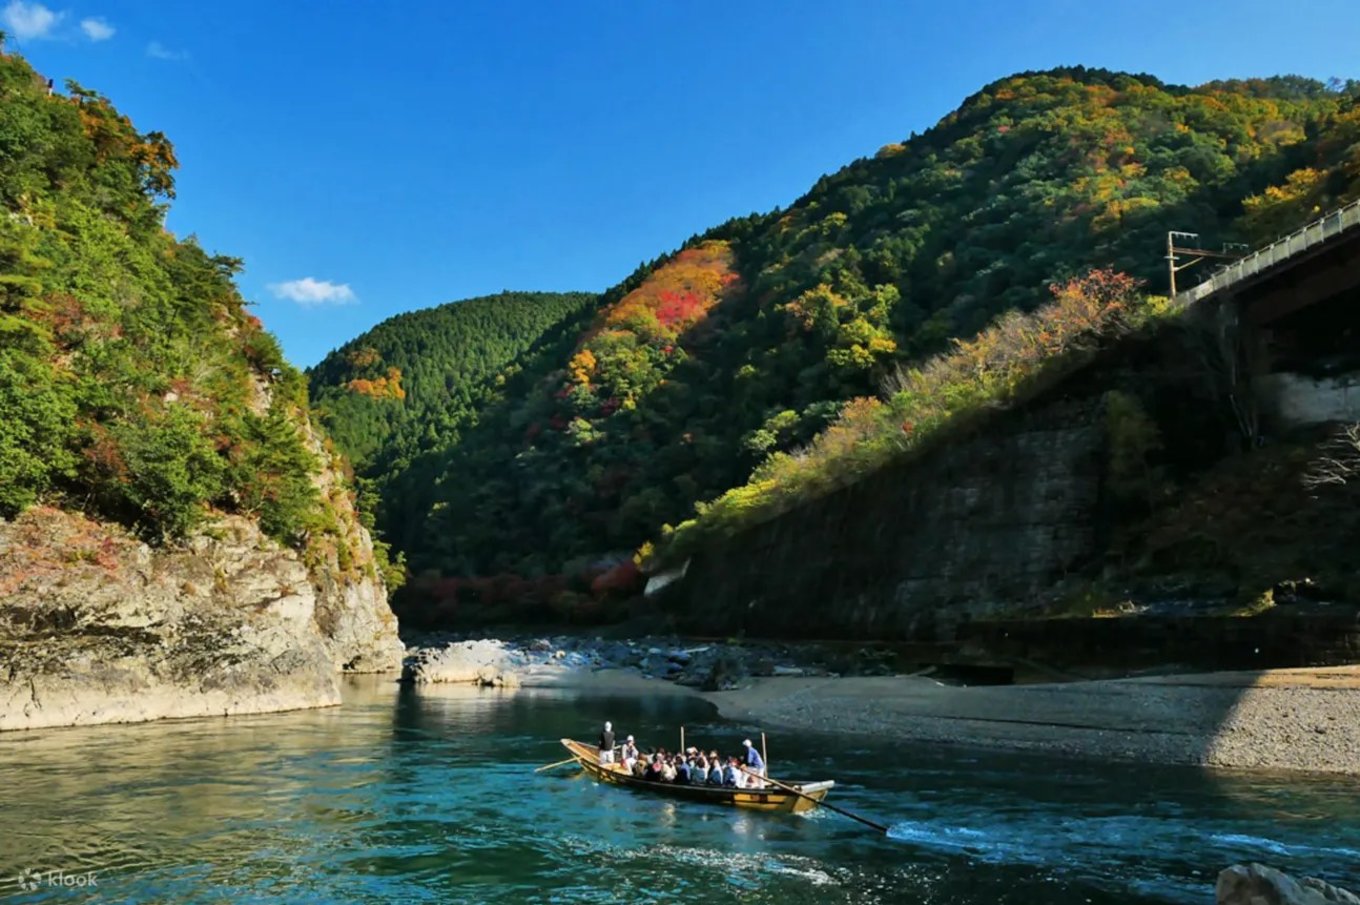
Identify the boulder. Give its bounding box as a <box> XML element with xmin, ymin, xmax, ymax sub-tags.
<box><xmin>1217</xmin><ymin>864</ymin><xmax>1360</xmax><ymax>905</ymax></box>
<box><xmin>640</xmin><ymin>653</ymin><xmax>682</xmax><ymax>678</ymax></box>
<box><xmin>404</xmin><ymin>639</ymin><xmax>518</xmax><ymax>685</ymax></box>
<box><xmin>702</xmin><ymin>651</ymin><xmax>746</xmax><ymax>691</ymax></box>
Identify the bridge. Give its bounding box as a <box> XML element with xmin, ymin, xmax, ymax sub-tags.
<box><xmin>1175</xmin><ymin>198</ymin><xmax>1360</xmax><ymax>320</ymax></box>
<box><xmin>1174</xmin><ymin>198</ymin><xmax>1360</xmax><ymax>429</ymax></box>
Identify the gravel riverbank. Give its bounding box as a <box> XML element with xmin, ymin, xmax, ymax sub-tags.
<box><xmin>706</xmin><ymin>668</ymin><xmax>1360</xmax><ymax>775</ymax></box>
<box><xmin>402</xmin><ymin>633</ymin><xmax>1360</xmax><ymax>775</ymax></box>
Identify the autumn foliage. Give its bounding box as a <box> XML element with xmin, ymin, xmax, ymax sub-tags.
<box><xmin>555</xmin><ymin>240</ymin><xmax>739</xmax><ymax>412</ymax></box>
<box><xmin>659</xmin><ymin>269</ymin><xmax>1160</xmax><ymax>562</ymax></box>
<box><xmin>347</xmin><ymin>366</ymin><xmax>406</xmax><ymax>400</ymax></box>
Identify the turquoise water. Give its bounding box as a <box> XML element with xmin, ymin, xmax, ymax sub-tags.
<box><xmin>1</xmin><ymin>678</ymin><xmax>1357</xmax><ymax>903</ymax></box>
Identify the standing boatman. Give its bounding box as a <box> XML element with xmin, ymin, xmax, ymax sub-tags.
<box><xmin>742</xmin><ymin>738</ymin><xmax>765</xmax><ymax>784</ymax></box>
<box><xmin>598</xmin><ymin>721</ymin><xmax>616</xmax><ymax>765</ymax></box>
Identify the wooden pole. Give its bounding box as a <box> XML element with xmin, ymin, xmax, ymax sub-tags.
<box><xmin>535</xmin><ymin>757</ymin><xmax>580</xmax><ymax>773</ymax></box>
<box><xmin>761</xmin><ymin>731</ymin><xmax>768</xmax><ymax>774</ymax></box>
<box><xmin>680</xmin><ymin>726</ymin><xmax>685</xmax><ymax>754</ymax></box>
<box><xmin>738</xmin><ymin>765</ymin><xmax>889</xmax><ymax>834</ymax></box>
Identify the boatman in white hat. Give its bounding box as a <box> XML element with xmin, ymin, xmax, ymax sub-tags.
<box><xmin>742</xmin><ymin>739</ymin><xmax>765</xmax><ymax>786</ymax></box>
<box><xmin>599</xmin><ymin>721</ymin><xmax>616</xmax><ymax>765</ymax></box>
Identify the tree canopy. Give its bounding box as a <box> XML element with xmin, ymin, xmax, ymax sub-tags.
<box><xmin>0</xmin><ymin>49</ymin><xmax>383</xmax><ymax>582</ymax></box>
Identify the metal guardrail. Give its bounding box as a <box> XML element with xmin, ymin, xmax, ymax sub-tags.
<box><xmin>1176</xmin><ymin>198</ymin><xmax>1360</xmax><ymax>306</ymax></box>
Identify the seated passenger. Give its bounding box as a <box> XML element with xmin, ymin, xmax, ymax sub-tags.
<box><xmin>632</xmin><ymin>757</ymin><xmax>648</xmax><ymax>779</ymax></box>
<box><xmin>692</xmin><ymin>755</ymin><xmax>708</xmax><ymax>784</ymax></box>
<box><xmin>621</xmin><ymin>736</ymin><xmax>640</xmax><ymax>771</ymax></box>
<box><xmin>661</xmin><ymin>757</ymin><xmax>677</xmax><ymax>783</ymax></box>
<box><xmin>722</xmin><ymin>757</ymin><xmax>739</xmax><ymax>787</ymax></box>
<box><xmin>707</xmin><ymin>760</ymin><xmax>725</xmax><ymax>785</ymax></box>
<box><xmin>646</xmin><ymin>754</ymin><xmax>665</xmax><ymax>782</ymax></box>
<box><xmin>675</xmin><ymin>757</ymin><xmax>691</xmax><ymax>784</ymax></box>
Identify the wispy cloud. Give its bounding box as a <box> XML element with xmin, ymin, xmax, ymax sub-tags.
<box><xmin>268</xmin><ymin>277</ymin><xmax>357</xmax><ymax>307</ymax></box>
<box><xmin>146</xmin><ymin>40</ymin><xmax>187</xmax><ymax>61</ymax></box>
<box><xmin>78</xmin><ymin>16</ymin><xmax>112</xmax><ymax>41</ymax></box>
<box><xmin>2</xmin><ymin>1</ymin><xmax>62</xmax><ymax>40</ymax></box>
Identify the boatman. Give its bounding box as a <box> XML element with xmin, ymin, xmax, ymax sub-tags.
<box><xmin>599</xmin><ymin>721</ymin><xmax>616</xmax><ymax>765</ymax></box>
<box><xmin>742</xmin><ymin>739</ymin><xmax>765</xmax><ymax>784</ymax></box>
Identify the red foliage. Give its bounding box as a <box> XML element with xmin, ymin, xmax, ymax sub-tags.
<box><xmin>82</xmin><ymin>423</ymin><xmax>128</xmax><ymax>483</ymax></box>
<box><xmin>654</xmin><ymin>289</ymin><xmax>707</xmax><ymax>328</ymax></box>
<box><xmin>590</xmin><ymin>560</ymin><xmax>642</xmax><ymax>595</ymax></box>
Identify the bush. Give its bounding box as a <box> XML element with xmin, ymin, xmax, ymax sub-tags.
<box><xmin>109</xmin><ymin>405</ymin><xmax>224</xmax><ymax>539</ymax></box>
<box><xmin>0</xmin><ymin>347</ymin><xmax>76</xmax><ymax>515</ymax></box>
<box><xmin>224</xmin><ymin>410</ymin><xmax>321</xmax><ymax>547</ymax></box>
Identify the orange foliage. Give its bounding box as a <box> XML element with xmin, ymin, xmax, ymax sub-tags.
<box><xmin>346</xmin><ymin>366</ymin><xmax>406</xmax><ymax>400</ymax></box>
<box><xmin>70</xmin><ymin>88</ymin><xmax>178</xmax><ymax>198</ymax></box>
<box><xmin>569</xmin><ymin>348</ymin><xmax>597</xmax><ymax>384</ymax></box>
<box><xmin>598</xmin><ymin>240</ymin><xmax>739</xmax><ymax>340</ymax></box>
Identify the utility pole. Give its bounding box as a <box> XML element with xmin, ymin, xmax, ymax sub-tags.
<box><xmin>1167</xmin><ymin>231</ymin><xmax>1245</xmax><ymax>297</ymax></box>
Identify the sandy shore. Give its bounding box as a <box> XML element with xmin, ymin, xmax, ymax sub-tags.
<box><xmin>701</xmin><ymin>667</ymin><xmax>1360</xmax><ymax>775</ymax></box>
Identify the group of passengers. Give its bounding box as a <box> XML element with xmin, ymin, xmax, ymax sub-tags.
<box><xmin>599</xmin><ymin>722</ymin><xmax>767</xmax><ymax>789</ymax></box>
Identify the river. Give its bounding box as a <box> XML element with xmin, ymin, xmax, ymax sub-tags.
<box><xmin>1</xmin><ymin>677</ymin><xmax>1357</xmax><ymax>903</ymax></box>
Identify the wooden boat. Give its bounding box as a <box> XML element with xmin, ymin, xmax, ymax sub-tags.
<box><xmin>559</xmin><ymin>738</ymin><xmax>835</xmax><ymax>814</ymax></box>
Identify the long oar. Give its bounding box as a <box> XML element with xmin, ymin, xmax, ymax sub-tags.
<box><xmin>535</xmin><ymin>757</ymin><xmax>580</xmax><ymax>773</ymax></box>
<box><xmin>739</xmin><ymin>765</ymin><xmax>889</xmax><ymax>834</ymax></box>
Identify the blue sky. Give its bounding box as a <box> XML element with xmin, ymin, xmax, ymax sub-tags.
<box><xmin>7</xmin><ymin>0</ymin><xmax>1358</xmax><ymax>366</ymax></box>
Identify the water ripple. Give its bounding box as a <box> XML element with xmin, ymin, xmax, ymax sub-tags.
<box><xmin>0</xmin><ymin>677</ymin><xmax>1357</xmax><ymax>904</ymax></box>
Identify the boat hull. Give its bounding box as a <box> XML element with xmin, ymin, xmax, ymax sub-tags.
<box><xmin>560</xmin><ymin>738</ymin><xmax>833</xmax><ymax>814</ymax></box>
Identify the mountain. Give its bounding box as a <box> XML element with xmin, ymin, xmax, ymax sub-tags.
<box><xmin>0</xmin><ymin>49</ymin><xmax>402</xmax><ymax>729</ymax></box>
<box><xmin>307</xmin><ymin>290</ymin><xmax>597</xmax><ymax>552</ymax></box>
<box><xmin>308</xmin><ymin>67</ymin><xmax>1360</xmax><ymax>615</ymax></box>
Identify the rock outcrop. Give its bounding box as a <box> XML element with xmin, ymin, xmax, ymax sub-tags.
<box><xmin>1217</xmin><ymin>863</ymin><xmax>1360</xmax><ymax>905</ymax></box>
<box><xmin>404</xmin><ymin>639</ymin><xmax>521</xmax><ymax>687</ymax></box>
<box><xmin>0</xmin><ymin>506</ymin><xmax>402</xmax><ymax>731</ymax></box>
<box><xmin>301</xmin><ymin>419</ymin><xmax>404</xmax><ymax>674</ymax></box>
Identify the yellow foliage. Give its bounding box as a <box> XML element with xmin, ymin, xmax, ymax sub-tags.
<box><xmin>569</xmin><ymin>348</ymin><xmax>597</xmax><ymax>384</ymax></box>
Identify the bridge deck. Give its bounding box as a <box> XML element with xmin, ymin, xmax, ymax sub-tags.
<box><xmin>1176</xmin><ymin>198</ymin><xmax>1360</xmax><ymax>307</ymax></box>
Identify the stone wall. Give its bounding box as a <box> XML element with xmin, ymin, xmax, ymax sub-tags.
<box><xmin>668</xmin><ymin>397</ymin><xmax>1105</xmax><ymax>640</ymax></box>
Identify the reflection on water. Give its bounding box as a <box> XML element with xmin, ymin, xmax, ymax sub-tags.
<box><xmin>0</xmin><ymin>677</ymin><xmax>1357</xmax><ymax>904</ymax></box>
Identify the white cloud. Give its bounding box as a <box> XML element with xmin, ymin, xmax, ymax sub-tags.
<box><xmin>268</xmin><ymin>277</ymin><xmax>357</xmax><ymax>307</ymax></box>
<box><xmin>79</xmin><ymin>16</ymin><xmax>113</xmax><ymax>41</ymax></box>
<box><xmin>146</xmin><ymin>40</ymin><xmax>187</xmax><ymax>61</ymax></box>
<box><xmin>2</xmin><ymin>1</ymin><xmax>62</xmax><ymax>40</ymax></box>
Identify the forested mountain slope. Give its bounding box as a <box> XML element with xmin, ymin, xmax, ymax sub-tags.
<box><xmin>308</xmin><ymin>290</ymin><xmax>596</xmax><ymax>484</ymax></box>
<box><xmin>0</xmin><ymin>49</ymin><xmax>352</xmax><ymax>553</ymax></box>
<box><xmin>311</xmin><ymin>67</ymin><xmax>1360</xmax><ymax>606</ymax></box>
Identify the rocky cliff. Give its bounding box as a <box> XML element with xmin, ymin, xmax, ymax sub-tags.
<box><xmin>0</xmin><ymin>50</ymin><xmax>407</xmax><ymax>732</ymax></box>
<box><xmin>0</xmin><ymin>505</ymin><xmax>401</xmax><ymax>732</ymax></box>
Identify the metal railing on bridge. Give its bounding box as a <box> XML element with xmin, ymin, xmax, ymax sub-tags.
<box><xmin>1176</xmin><ymin>198</ymin><xmax>1360</xmax><ymax>307</ymax></box>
